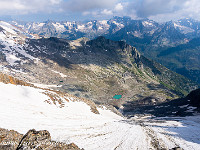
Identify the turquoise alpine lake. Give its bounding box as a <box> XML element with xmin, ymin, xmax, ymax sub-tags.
<box><xmin>113</xmin><ymin>95</ymin><xmax>122</xmax><ymax>99</ymax></box>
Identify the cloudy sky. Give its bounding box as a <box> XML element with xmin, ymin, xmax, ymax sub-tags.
<box><xmin>0</xmin><ymin>0</ymin><xmax>199</xmax><ymax>22</ymax></box>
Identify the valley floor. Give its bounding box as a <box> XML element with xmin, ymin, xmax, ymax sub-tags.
<box><xmin>0</xmin><ymin>83</ymin><xmax>200</xmax><ymax>150</ymax></box>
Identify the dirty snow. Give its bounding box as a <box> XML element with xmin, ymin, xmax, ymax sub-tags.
<box><xmin>77</xmin><ymin>25</ymin><xmax>85</xmax><ymax>30</ymax></box>
<box><xmin>141</xmin><ymin>116</ymin><xmax>200</xmax><ymax>150</ymax></box>
<box><xmin>173</xmin><ymin>22</ymin><xmax>195</xmax><ymax>34</ymax></box>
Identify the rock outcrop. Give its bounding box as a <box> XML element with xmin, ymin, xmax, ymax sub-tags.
<box><xmin>0</xmin><ymin>128</ymin><xmax>81</xmax><ymax>150</ymax></box>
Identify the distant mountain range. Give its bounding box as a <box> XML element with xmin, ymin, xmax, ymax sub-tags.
<box><xmin>10</xmin><ymin>17</ymin><xmax>200</xmax><ymax>50</ymax></box>
<box><xmin>11</xmin><ymin>17</ymin><xmax>197</xmax><ymax>44</ymax></box>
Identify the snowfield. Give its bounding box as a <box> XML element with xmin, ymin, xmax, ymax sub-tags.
<box><xmin>0</xmin><ymin>82</ymin><xmax>200</xmax><ymax>150</ymax></box>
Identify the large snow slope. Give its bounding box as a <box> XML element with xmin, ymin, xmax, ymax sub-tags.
<box><xmin>0</xmin><ymin>82</ymin><xmax>200</xmax><ymax>150</ymax></box>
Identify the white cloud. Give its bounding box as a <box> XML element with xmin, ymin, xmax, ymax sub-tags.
<box><xmin>0</xmin><ymin>0</ymin><xmax>63</xmax><ymax>15</ymax></box>
<box><xmin>101</xmin><ymin>9</ymin><xmax>113</xmax><ymax>15</ymax></box>
<box><xmin>124</xmin><ymin>0</ymin><xmax>200</xmax><ymax>21</ymax></box>
<box><xmin>131</xmin><ymin>0</ymin><xmax>187</xmax><ymax>18</ymax></box>
<box><xmin>63</xmin><ymin>0</ymin><xmax>118</xmax><ymax>12</ymax></box>
<box><xmin>82</xmin><ymin>11</ymin><xmax>91</xmax><ymax>16</ymax></box>
<box><xmin>50</xmin><ymin>0</ymin><xmax>62</xmax><ymax>5</ymax></box>
<box><xmin>114</xmin><ymin>3</ymin><xmax>123</xmax><ymax>12</ymax></box>
<box><xmin>1</xmin><ymin>0</ymin><xmax>200</xmax><ymax>22</ymax></box>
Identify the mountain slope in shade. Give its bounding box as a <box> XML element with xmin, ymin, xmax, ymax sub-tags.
<box><xmin>12</xmin><ymin>17</ymin><xmax>198</xmax><ymax>85</ymax></box>
<box><xmin>123</xmin><ymin>86</ymin><xmax>200</xmax><ymax>117</ymax></box>
<box><xmin>154</xmin><ymin>37</ymin><xmax>200</xmax><ymax>84</ymax></box>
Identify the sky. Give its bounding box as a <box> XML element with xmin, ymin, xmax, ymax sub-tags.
<box><xmin>0</xmin><ymin>0</ymin><xmax>200</xmax><ymax>22</ymax></box>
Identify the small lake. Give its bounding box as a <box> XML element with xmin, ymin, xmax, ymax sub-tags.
<box><xmin>113</xmin><ymin>95</ymin><xmax>122</xmax><ymax>99</ymax></box>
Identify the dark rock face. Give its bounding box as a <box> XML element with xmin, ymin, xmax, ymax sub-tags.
<box><xmin>187</xmin><ymin>88</ymin><xmax>200</xmax><ymax>107</ymax></box>
<box><xmin>123</xmin><ymin>88</ymin><xmax>200</xmax><ymax>117</ymax></box>
<box><xmin>0</xmin><ymin>26</ymin><xmax>3</xmax><ymax>32</ymax></box>
<box><xmin>0</xmin><ymin>128</ymin><xmax>81</xmax><ymax>150</ymax></box>
<box><xmin>170</xmin><ymin>147</ymin><xmax>182</xmax><ymax>150</ymax></box>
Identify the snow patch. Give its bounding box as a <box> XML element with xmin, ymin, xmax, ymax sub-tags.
<box><xmin>51</xmin><ymin>70</ymin><xmax>67</xmax><ymax>78</ymax></box>
<box><xmin>143</xmin><ymin>21</ymin><xmax>153</xmax><ymax>26</ymax></box>
<box><xmin>53</xmin><ymin>23</ymin><xmax>66</xmax><ymax>32</ymax></box>
<box><xmin>0</xmin><ymin>21</ymin><xmax>17</xmax><ymax>34</ymax></box>
<box><xmin>4</xmin><ymin>52</ymin><xmax>21</xmax><ymax>65</ymax></box>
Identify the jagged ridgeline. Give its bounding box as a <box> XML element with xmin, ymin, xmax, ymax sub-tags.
<box><xmin>8</xmin><ymin>36</ymin><xmax>196</xmax><ymax>108</ymax></box>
